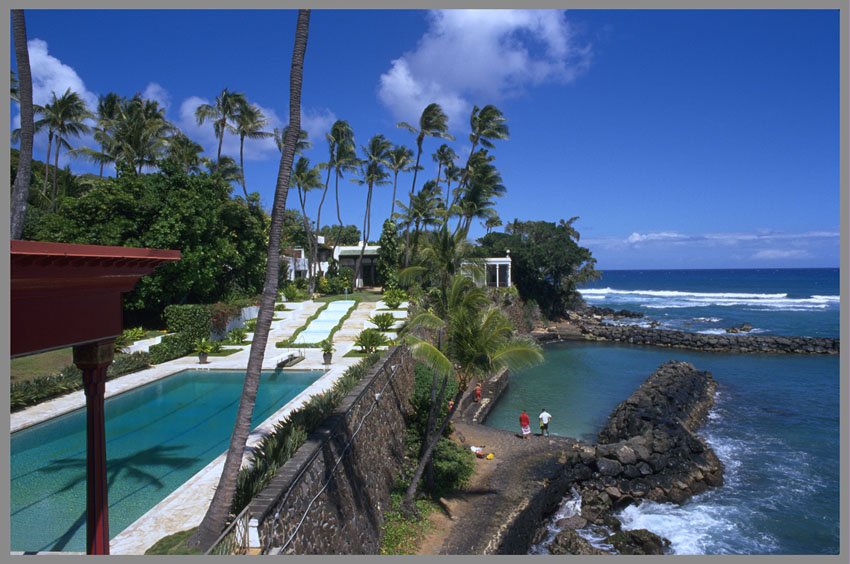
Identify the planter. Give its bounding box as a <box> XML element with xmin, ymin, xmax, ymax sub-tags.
<box><xmin>198</xmin><ymin>352</ymin><xmax>209</xmax><ymax>364</ymax></box>
<box><xmin>323</xmin><ymin>352</ymin><xmax>333</xmax><ymax>365</ymax></box>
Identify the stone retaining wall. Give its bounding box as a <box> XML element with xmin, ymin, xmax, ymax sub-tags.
<box><xmin>247</xmin><ymin>346</ymin><xmax>415</xmax><ymax>554</ymax></box>
<box><xmin>457</xmin><ymin>367</ymin><xmax>510</xmax><ymax>424</ymax></box>
<box><xmin>579</xmin><ymin>322</ymin><xmax>838</xmax><ymax>354</ymax></box>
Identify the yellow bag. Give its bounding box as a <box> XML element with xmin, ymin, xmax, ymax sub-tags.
<box><xmin>486</xmin><ymin>453</ymin><xmax>495</xmax><ymax>460</ymax></box>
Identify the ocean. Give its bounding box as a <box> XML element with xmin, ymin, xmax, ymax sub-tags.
<box><xmin>485</xmin><ymin>268</ymin><xmax>841</xmax><ymax>555</ymax></box>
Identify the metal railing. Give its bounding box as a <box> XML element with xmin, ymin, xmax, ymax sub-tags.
<box><xmin>205</xmin><ymin>507</ymin><xmax>252</xmax><ymax>555</ymax></box>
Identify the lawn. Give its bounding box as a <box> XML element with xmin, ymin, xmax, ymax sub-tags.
<box><xmin>316</xmin><ymin>290</ymin><xmax>383</xmax><ymax>303</ymax></box>
<box><xmin>11</xmin><ymin>348</ymin><xmax>73</xmax><ymax>385</ymax></box>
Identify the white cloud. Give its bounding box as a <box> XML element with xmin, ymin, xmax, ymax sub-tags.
<box><xmin>142</xmin><ymin>82</ymin><xmax>171</xmax><ymax>110</ymax></box>
<box><xmin>300</xmin><ymin>107</ymin><xmax>337</xmax><ymax>147</ymax></box>
<box><xmin>378</xmin><ymin>10</ymin><xmax>591</xmax><ymax>127</ymax></box>
<box><xmin>625</xmin><ymin>231</ymin><xmax>687</xmax><ymax>244</ymax></box>
<box><xmin>27</xmin><ymin>38</ymin><xmax>97</xmax><ymax>110</ymax></box>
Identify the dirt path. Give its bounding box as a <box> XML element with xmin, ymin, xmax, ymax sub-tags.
<box><xmin>416</xmin><ymin>422</ymin><xmax>576</xmax><ymax>555</ymax></box>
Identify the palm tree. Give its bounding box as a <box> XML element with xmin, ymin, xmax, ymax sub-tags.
<box><xmin>397</xmin><ymin>103</ymin><xmax>453</xmax><ymax>234</ymax></box>
<box><xmin>432</xmin><ymin>143</ymin><xmax>457</xmax><ymax>196</ymax></box>
<box><xmin>291</xmin><ymin>156</ymin><xmax>324</xmax><ymax>291</ymax></box>
<box><xmin>401</xmin><ymin>275</ymin><xmax>543</xmax><ymax>512</ymax></box>
<box><xmin>110</xmin><ymin>95</ymin><xmax>172</xmax><ymax>174</ymax></box>
<box><xmin>456</xmin><ymin>151</ymin><xmax>506</xmax><ymax>234</ymax></box>
<box><xmin>189</xmin><ymin>8</ymin><xmax>311</xmax><ymax>551</ymax></box>
<box><xmin>11</xmin><ymin>10</ymin><xmax>34</xmax><ymax>239</ymax></box>
<box><xmin>164</xmin><ymin>133</ymin><xmax>204</xmax><ymax>174</ymax></box>
<box><xmin>202</xmin><ymin>155</ymin><xmax>242</xmax><ymax>184</ymax></box>
<box><xmin>454</xmin><ymin>104</ymin><xmax>509</xmax><ymax>209</ymax></box>
<box><xmin>396</xmin><ymin>180</ymin><xmax>442</xmax><ymax>263</ymax></box>
<box><xmin>195</xmin><ymin>88</ymin><xmax>247</xmax><ymax>163</ymax></box>
<box><xmin>37</xmin><ymin>89</ymin><xmax>92</xmax><ymax>209</ymax></box>
<box><xmin>273</xmin><ymin>126</ymin><xmax>311</xmax><ymax>155</ymax></box>
<box><xmin>353</xmin><ymin>134</ymin><xmax>392</xmax><ymax>287</ymax></box>
<box><xmin>72</xmin><ymin>92</ymin><xmax>122</xmax><ymax>177</ymax></box>
<box><xmin>483</xmin><ymin>213</ymin><xmax>502</xmax><ymax>234</ymax></box>
<box><xmin>325</xmin><ymin>120</ymin><xmax>358</xmax><ymax>261</ymax></box>
<box><xmin>230</xmin><ymin>102</ymin><xmax>273</xmax><ymax>198</ymax></box>
<box><xmin>387</xmin><ymin>144</ymin><xmax>414</xmax><ymax>220</ymax></box>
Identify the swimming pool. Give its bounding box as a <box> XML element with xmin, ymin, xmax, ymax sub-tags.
<box><xmin>10</xmin><ymin>369</ymin><xmax>322</xmax><ymax>553</ymax></box>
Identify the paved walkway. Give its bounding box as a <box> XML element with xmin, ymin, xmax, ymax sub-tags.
<box><xmin>11</xmin><ymin>299</ymin><xmax>407</xmax><ymax>555</ymax></box>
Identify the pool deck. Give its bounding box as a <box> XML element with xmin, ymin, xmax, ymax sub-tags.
<box><xmin>11</xmin><ymin>299</ymin><xmax>402</xmax><ymax>555</ymax></box>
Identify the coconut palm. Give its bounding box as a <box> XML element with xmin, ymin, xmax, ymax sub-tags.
<box><xmin>387</xmin><ymin>144</ymin><xmax>414</xmax><ymax>220</ymax></box>
<box><xmin>432</xmin><ymin>143</ymin><xmax>457</xmax><ymax>194</ymax></box>
<box><xmin>291</xmin><ymin>156</ymin><xmax>324</xmax><ymax>290</ymax></box>
<box><xmin>352</xmin><ymin>134</ymin><xmax>392</xmax><ymax>286</ymax></box>
<box><xmin>164</xmin><ymin>133</ymin><xmax>204</xmax><ymax>174</ymax></box>
<box><xmin>401</xmin><ymin>275</ymin><xmax>543</xmax><ymax>512</ymax></box>
<box><xmin>455</xmin><ymin>151</ymin><xmax>506</xmax><ymax>234</ymax></box>
<box><xmin>396</xmin><ymin>180</ymin><xmax>442</xmax><ymax>263</ymax></box>
<box><xmin>195</xmin><ymin>88</ymin><xmax>247</xmax><ymax>163</ymax></box>
<box><xmin>230</xmin><ymin>102</ymin><xmax>273</xmax><ymax>198</ymax></box>
<box><xmin>325</xmin><ymin>120</ymin><xmax>358</xmax><ymax>259</ymax></box>
<box><xmin>110</xmin><ymin>95</ymin><xmax>172</xmax><ymax>174</ymax></box>
<box><xmin>273</xmin><ymin>126</ymin><xmax>311</xmax><ymax>155</ymax></box>
<box><xmin>455</xmin><ymin>104</ymin><xmax>509</xmax><ymax>204</ymax></box>
<box><xmin>202</xmin><ymin>155</ymin><xmax>242</xmax><ymax>184</ymax></box>
<box><xmin>36</xmin><ymin>89</ymin><xmax>92</xmax><ymax>209</ymax></box>
<box><xmin>10</xmin><ymin>10</ymin><xmax>33</xmax><ymax>239</ymax></box>
<box><xmin>397</xmin><ymin>103</ymin><xmax>453</xmax><ymax>231</ymax></box>
<box><xmin>71</xmin><ymin>92</ymin><xmax>123</xmax><ymax>177</ymax></box>
<box><xmin>189</xmin><ymin>9</ymin><xmax>311</xmax><ymax>552</ymax></box>
<box><xmin>483</xmin><ymin>213</ymin><xmax>503</xmax><ymax>234</ymax></box>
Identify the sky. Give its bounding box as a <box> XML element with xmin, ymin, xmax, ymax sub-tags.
<box><xmin>9</xmin><ymin>9</ymin><xmax>841</xmax><ymax>269</ymax></box>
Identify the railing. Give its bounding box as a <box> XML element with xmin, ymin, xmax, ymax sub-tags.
<box><xmin>205</xmin><ymin>507</ymin><xmax>252</xmax><ymax>555</ymax></box>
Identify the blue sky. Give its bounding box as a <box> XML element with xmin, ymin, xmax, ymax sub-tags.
<box><xmin>10</xmin><ymin>9</ymin><xmax>840</xmax><ymax>269</ymax></box>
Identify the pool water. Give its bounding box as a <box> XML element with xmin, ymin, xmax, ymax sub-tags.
<box><xmin>10</xmin><ymin>369</ymin><xmax>322</xmax><ymax>553</ymax></box>
<box><xmin>293</xmin><ymin>300</ymin><xmax>355</xmax><ymax>344</ymax></box>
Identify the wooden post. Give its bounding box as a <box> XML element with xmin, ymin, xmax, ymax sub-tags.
<box><xmin>73</xmin><ymin>340</ymin><xmax>115</xmax><ymax>555</ymax></box>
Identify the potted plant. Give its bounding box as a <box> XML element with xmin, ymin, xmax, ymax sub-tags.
<box><xmin>196</xmin><ymin>338</ymin><xmax>213</xmax><ymax>364</ymax></box>
<box><xmin>321</xmin><ymin>339</ymin><xmax>334</xmax><ymax>365</ymax></box>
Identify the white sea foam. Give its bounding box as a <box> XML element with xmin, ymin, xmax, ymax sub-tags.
<box><xmin>579</xmin><ymin>288</ymin><xmax>838</xmax><ymax>311</ymax></box>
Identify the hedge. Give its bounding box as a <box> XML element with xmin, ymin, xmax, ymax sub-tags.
<box><xmin>11</xmin><ymin>352</ymin><xmax>152</xmax><ymax>412</ymax></box>
<box><xmin>163</xmin><ymin>304</ymin><xmax>212</xmax><ymax>342</ymax></box>
<box><xmin>149</xmin><ymin>332</ymin><xmax>195</xmax><ymax>365</ymax></box>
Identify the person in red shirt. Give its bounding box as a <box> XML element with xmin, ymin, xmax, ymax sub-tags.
<box><xmin>519</xmin><ymin>410</ymin><xmax>531</xmax><ymax>439</ymax></box>
<box><xmin>474</xmin><ymin>382</ymin><xmax>482</xmax><ymax>402</ymax></box>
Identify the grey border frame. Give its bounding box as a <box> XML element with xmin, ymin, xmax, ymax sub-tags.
<box><xmin>2</xmin><ymin>2</ymin><xmax>847</xmax><ymax>563</ymax></box>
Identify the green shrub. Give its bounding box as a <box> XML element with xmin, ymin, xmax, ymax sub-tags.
<box><xmin>115</xmin><ymin>327</ymin><xmax>146</xmax><ymax>350</ymax></box>
<box><xmin>281</xmin><ymin>283</ymin><xmax>298</xmax><ymax>301</ymax></box>
<box><xmin>316</xmin><ymin>275</ymin><xmax>331</xmax><ymax>294</ymax></box>
<box><xmin>429</xmin><ymin>438</ymin><xmax>475</xmax><ymax>497</ymax></box>
<box><xmin>149</xmin><ymin>332</ymin><xmax>194</xmax><ymax>364</ymax></box>
<box><xmin>244</xmin><ymin>318</ymin><xmax>258</xmax><ymax>332</ymax></box>
<box><xmin>409</xmin><ymin>362</ymin><xmax>458</xmax><ymax>441</ymax></box>
<box><xmin>207</xmin><ymin>302</ymin><xmax>240</xmax><ymax>334</ymax></box>
<box><xmin>163</xmin><ymin>305</ymin><xmax>212</xmax><ymax>342</ymax></box>
<box><xmin>274</xmin><ymin>303</ymin><xmax>289</xmax><ymax>311</ymax></box>
<box><xmin>294</xmin><ymin>277</ymin><xmax>308</xmax><ymax>290</ymax></box>
<box><xmin>370</xmin><ymin>312</ymin><xmax>396</xmax><ymax>331</ymax></box>
<box><xmin>383</xmin><ymin>288</ymin><xmax>407</xmax><ymax>309</ymax></box>
<box><xmin>225</xmin><ymin>295</ymin><xmax>261</xmax><ymax>309</ymax></box>
<box><xmin>11</xmin><ymin>352</ymin><xmax>152</xmax><ymax>411</ymax></box>
<box><xmin>354</xmin><ymin>328</ymin><xmax>389</xmax><ymax>353</ymax></box>
<box><xmin>225</xmin><ymin>327</ymin><xmax>248</xmax><ymax>345</ymax></box>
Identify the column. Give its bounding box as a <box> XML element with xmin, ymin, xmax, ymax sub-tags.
<box><xmin>73</xmin><ymin>340</ymin><xmax>115</xmax><ymax>555</ymax></box>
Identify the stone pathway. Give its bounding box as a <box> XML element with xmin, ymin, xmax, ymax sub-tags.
<box><xmin>417</xmin><ymin>422</ymin><xmax>576</xmax><ymax>555</ymax></box>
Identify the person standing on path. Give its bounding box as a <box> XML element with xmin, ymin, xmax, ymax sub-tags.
<box><xmin>539</xmin><ymin>408</ymin><xmax>552</xmax><ymax>437</ymax></box>
<box><xmin>519</xmin><ymin>409</ymin><xmax>531</xmax><ymax>439</ymax></box>
<box><xmin>474</xmin><ymin>382</ymin><xmax>482</xmax><ymax>402</ymax></box>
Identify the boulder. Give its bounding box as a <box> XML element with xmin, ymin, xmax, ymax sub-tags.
<box><xmin>606</xmin><ymin>529</ymin><xmax>670</xmax><ymax>555</ymax></box>
<box><xmin>555</xmin><ymin>515</ymin><xmax>588</xmax><ymax>530</ymax></box>
<box><xmin>596</xmin><ymin>458</ymin><xmax>623</xmax><ymax>476</ymax></box>
<box><xmin>549</xmin><ymin>530</ymin><xmax>606</xmax><ymax>555</ymax></box>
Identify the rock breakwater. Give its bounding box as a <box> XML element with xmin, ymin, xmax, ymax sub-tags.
<box><xmin>533</xmin><ymin>361</ymin><xmax>723</xmax><ymax>555</ymax></box>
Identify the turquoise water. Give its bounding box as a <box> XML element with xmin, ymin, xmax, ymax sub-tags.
<box><xmin>294</xmin><ymin>300</ymin><xmax>356</xmax><ymax>344</ymax></box>
<box><xmin>487</xmin><ymin>265</ymin><xmax>840</xmax><ymax>554</ymax></box>
<box><xmin>486</xmin><ymin>342</ymin><xmax>840</xmax><ymax>554</ymax></box>
<box><xmin>10</xmin><ymin>369</ymin><xmax>321</xmax><ymax>553</ymax></box>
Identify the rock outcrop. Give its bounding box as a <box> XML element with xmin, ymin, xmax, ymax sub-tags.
<box><xmin>535</xmin><ymin>361</ymin><xmax>723</xmax><ymax>555</ymax></box>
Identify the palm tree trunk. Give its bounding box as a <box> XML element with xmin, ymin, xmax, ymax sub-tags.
<box><xmin>239</xmin><ymin>134</ymin><xmax>249</xmax><ymax>199</ymax></box>
<box><xmin>52</xmin><ymin>137</ymin><xmax>61</xmax><ymax>211</ymax></box>
<box><xmin>313</xmin><ymin>166</ymin><xmax>332</xmax><ymax>277</ymax></box>
<box><xmin>297</xmin><ymin>187</ymin><xmax>316</xmax><ymax>294</ymax></box>
<box><xmin>354</xmin><ymin>185</ymin><xmax>372</xmax><ymax>288</ymax></box>
<box><xmin>216</xmin><ymin>121</ymin><xmax>225</xmax><ymax>163</ymax></box>
<box><xmin>390</xmin><ymin>171</ymin><xmax>399</xmax><ymax>221</ymax></box>
<box><xmin>403</xmin><ymin>384</ymin><xmax>466</xmax><ymax>514</ymax></box>
<box><xmin>188</xmin><ymin>8</ymin><xmax>311</xmax><ymax>552</ymax></box>
<box><xmin>10</xmin><ymin>9</ymin><xmax>34</xmax><ymax>239</ymax></box>
<box><xmin>403</xmin><ymin>141</ymin><xmax>423</xmax><ymax>265</ymax></box>
<box><xmin>43</xmin><ymin>131</ymin><xmax>53</xmax><ymax>202</ymax></box>
<box><xmin>331</xmin><ymin>168</ymin><xmax>344</xmax><ymax>263</ymax></box>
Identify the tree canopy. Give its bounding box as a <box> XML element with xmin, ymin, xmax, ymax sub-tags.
<box><xmin>475</xmin><ymin>218</ymin><xmax>599</xmax><ymax>318</ymax></box>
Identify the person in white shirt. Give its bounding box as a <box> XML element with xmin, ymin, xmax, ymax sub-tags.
<box><xmin>539</xmin><ymin>409</ymin><xmax>552</xmax><ymax>437</ymax></box>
